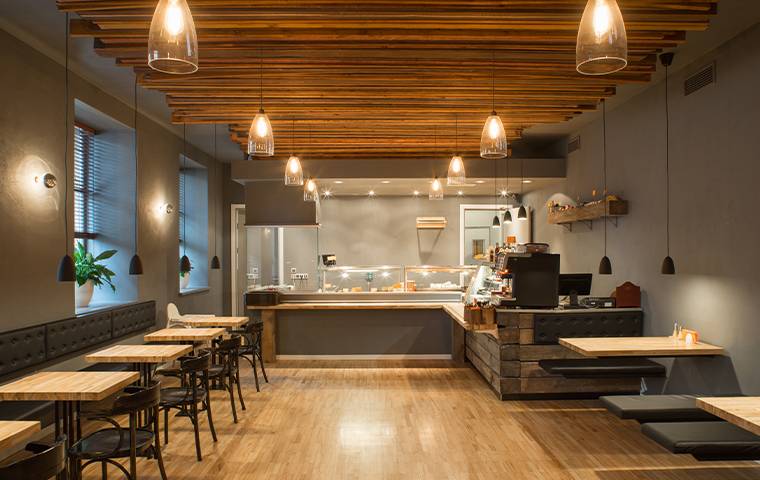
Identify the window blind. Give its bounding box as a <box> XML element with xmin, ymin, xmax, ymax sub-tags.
<box><xmin>179</xmin><ymin>169</ymin><xmax>186</xmax><ymax>244</ymax></box>
<box><xmin>74</xmin><ymin>123</ymin><xmax>97</xmax><ymax>239</ymax></box>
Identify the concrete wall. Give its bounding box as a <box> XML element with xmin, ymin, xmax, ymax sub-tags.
<box><xmin>523</xmin><ymin>24</ymin><xmax>760</xmax><ymax>395</ymax></box>
<box><xmin>0</xmin><ymin>28</ymin><xmax>234</xmax><ymax>331</ymax></box>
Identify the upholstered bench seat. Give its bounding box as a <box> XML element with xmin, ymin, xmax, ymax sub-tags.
<box><xmin>601</xmin><ymin>395</ymin><xmax>718</xmax><ymax>423</ymax></box>
<box><xmin>538</xmin><ymin>358</ymin><xmax>666</xmax><ymax>378</ymax></box>
<box><xmin>642</xmin><ymin>421</ymin><xmax>760</xmax><ymax>460</ymax></box>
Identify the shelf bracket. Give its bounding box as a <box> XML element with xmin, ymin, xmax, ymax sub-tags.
<box><xmin>560</xmin><ymin>223</ymin><xmax>572</xmax><ymax>232</ymax></box>
<box><xmin>606</xmin><ymin>216</ymin><xmax>619</xmax><ymax>228</ymax></box>
<box><xmin>582</xmin><ymin>220</ymin><xmax>593</xmax><ymax>230</ymax></box>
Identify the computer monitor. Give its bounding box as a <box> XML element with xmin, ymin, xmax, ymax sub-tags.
<box><xmin>558</xmin><ymin>273</ymin><xmax>592</xmax><ymax>307</ymax></box>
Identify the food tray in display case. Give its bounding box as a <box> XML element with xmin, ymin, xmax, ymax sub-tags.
<box><xmin>319</xmin><ymin>265</ymin><xmax>404</xmax><ymax>293</ymax></box>
<box><xmin>404</xmin><ymin>265</ymin><xmax>478</xmax><ymax>292</ymax></box>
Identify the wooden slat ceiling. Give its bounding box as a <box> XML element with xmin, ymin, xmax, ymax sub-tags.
<box><xmin>57</xmin><ymin>0</ymin><xmax>717</xmax><ymax>160</ymax></box>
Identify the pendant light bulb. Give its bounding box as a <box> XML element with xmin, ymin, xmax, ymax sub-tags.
<box><xmin>480</xmin><ymin>113</ymin><xmax>508</xmax><ymax>159</ymax></box>
<box><xmin>492</xmin><ymin>215</ymin><xmax>501</xmax><ymax>229</ymax></box>
<box><xmin>661</xmin><ymin>256</ymin><xmax>676</xmax><ymax>275</ymax></box>
<box><xmin>147</xmin><ymin>0</ymin><xmax>198</xmax><ymax>74</ymax></box>
<box><xmin>248</xmin><ymin>109</ymin><xmax>274</xmax><ymax>157</ymax></box>
<box><xmin>57</xmin><ymin>254</ymin><xmax>75</xmax><ymax>282</ymax></box>
<box><xmin>517</xmin><ymin>205</ymin><xmax>527</xmax><ymax>220</ymax></box>
<box><xmin>447</xmin><ymin>155</ymin><xmax>466</xmax><ymax>186</ymax></box>
<box><xmin>285</xmin><ymin>155</ymin><xmax>304</xmax><ymax>186</ymax></box>
<box><xmin>179</xmin><ymin>254</ymin><xmax>191</xmax><ymax>273</ymax></box>
<box><xmin>129</xmin><ymin>254</ymin><xmax>144</xmax><ymax>275</ymax></box>
<box><xmin>503</xmin><ymin>209</ymin><xmax>513</xmax><ymax>224</ymax></box>
<box><xmin>429</xmin><ymin>177</ymin><xmax>443</xmax><ymax>200</ymax></box>
<box><xmin>304</xmin><ymin>177</ymin><xmax>319</xmax><ymax>202</ymax></box>
<box><xmin>599</xmin><ymin>255</ymin><xmax>612</xmax><ymax>275</ymax></box>
<box><xmin>576</xmin><ymin>0</ymin><xmax>627</xmax><ymax>75</ymax></box>
<box><xmin>210</xmin><ymin>255</ymin><xmax>221</xmax><ymax>270</ymax></box>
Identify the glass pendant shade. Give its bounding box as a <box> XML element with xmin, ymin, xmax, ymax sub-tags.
<box><xmin>503</xmin><ymin>210</ymin><xmax>513</xmax><ymax>224</ymax></box>
<box><xmin>492</xmin><ymin>215</ymin><xmax>501</xmax><ymax>228</ymax></box>
<box><xmin>304</xmin><ymin>178</ymin><xmax>319</xmax><ymax>202</ymax></box>
<box><xmin>179</xmin><ymin>254</ymin><xmax>191</xmax><ymax>273</ymax></box>
<box><xmin>576</xmin><ymin>0</ymin><xmax>627</xmax><ymax>75</ymax></box>
<box><xmin>210</xmin><ymin>255</ymin><xmax>221</xmax><ymax>270</ymax></box>
<box><xmin>248</xmin><ymin>109</ymin><xmax>274</xmax><ymax>156</ymax></box>
<box><xmin>480</xmin><ymin>113</ymin><xmax>508</xmax><ymax>159</ymax></box>
<box><xmin>447</xmin><ymin>155</ymin><xmax>466</xmax><ymax>186</ymax></box>
<box><xmin>599</xmin><ymin>255</ymin><xmax>612</xmax><ymax>275</ymax></box>
<box><xmin>661</xmin><ymin>256</ymin><xmax>675</xmax><ymax>275</ymax></box>
<box><xmin>429</xmin><ymin>177</ymin><xmax>444</xmax><ymax>200</ymax></box>
<box><xmin>57</xmin><ymin>254</ymin><xmax>75</xmax><ymax>282</ymax></box>
<box><xmin>129</xmin><ymin>254</ymin><xmax>144</xmax><ymax>275</ymax></box>
<box><xmin>147</xmin><ymin>0</ymin><xmax>198</xmax><ymax>74</ymax></box>
<box><xmin>285</xmin><ymin>155</ymin><xmax>304</xmax><ymax>186</ymax></box>
<box><xmin>517</xmin><ymin>205</ymin><xmax>527</xmax><ymax>220</ymax></box>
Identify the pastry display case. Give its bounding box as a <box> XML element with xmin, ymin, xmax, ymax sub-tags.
<box><xmin>319</xmin><ymin>265</ymin><xmax>404</xmax><ymax>293</ymax></box>
<box><xmin>403</xmin><ymin>265</ymin><xmax>478</xmax><ymax>292</ymax></box>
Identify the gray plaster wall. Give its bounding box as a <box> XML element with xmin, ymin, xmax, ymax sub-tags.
<box><xmin>0</xmin><ymin>29</ymin><xmax>232</xmax><ymax>331</ymax></box>
<box><xmin>523</xmin><ymin>24</ymin><xmax>760</xmax><ymax>395</ymax></box>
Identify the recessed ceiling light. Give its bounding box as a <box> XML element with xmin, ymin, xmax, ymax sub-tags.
<box><xmin>334</xmin><ymin>180</ymin><xmax>344</xmax><ymax>184</ymax></box>
<box><xmin>368</xmin><ymin>190</ymin><xmax>375</xmax><ymax>196</ymax></box>
<box><xmin>500</xmin><ymin>190</ymin><xmax>508</xmax><ymax>197</ymax></box>
<box><xmin>457</xmin><ymin>191</ymin><xmax>464</xmax><ymax>196</ymax></box>
<box><xmin>381</xmin><ymin>180</ymin><xmax>391</xmax><ymax>184</ymax></box>
<box><xmin>413</xmin><ymin>190</ymin><xmax>420</xmax><ymax>196</ymax></box>
<box><xmin>475</xmin><ymin>180</ymin><xmax>486</xmax><ymax>184</ymax></box>
<box><xmin>522</xmin><ymin>179</ymin><xmax>533</xmax><ymax>184</ymax></box>
<box><xmin>323</xmin><ymin>190</ymin><xmax>332</xmax><ymax>197</ymax></box>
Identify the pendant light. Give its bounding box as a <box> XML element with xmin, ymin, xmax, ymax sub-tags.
<box><xmin>129</xmin><ymin>76</ymin><xmax>144</xmax><ymax>275</ymax></box>
<box><xmin>660</xmin><ymin>52</ymin><xmax>676</xmax><ymax>275</ymax></box>
<box><xmin>491</xmin><ymin>156</ymin><xmax>501</xmax><ymax>229</ymax></box>
<box><xmin>480</xmin><ymin>52</ymin><xmax>508</xmax><ymax>159</ymax></box>
<box><xmin>147</xmin><ymin>0</ymin><xmax>198</xmax><ymax>74</ymax></box>
<box><xmin>57</xmin><ymin>13</ymin><xmax>75</xmax><ymax>282</ymax></box>
<box><xmin>598</xmin><ymin>99</ymin><xmax>612</xmax><ymax>275</ymax></box>
<box><xmin>285</xmin><ymin>118</ymin><xmax>303</xmax><ymax>186</ymax></box>
<box><xmin>503</xmin><ymin>157</ymin><xmax>513</xmax><ymax>224</ymax></box>
<box><xmin>179</xmin><ymin>124</ymin><xmax>191</xmax><ymax>274</ymax></box>
<box><xmin>447</xmin><ymin>115</ymin><xmax>466</xmax><ymax>185</ymax></box>
<box><xmin>210</xmin><ymin>124</ymin><xmax>220</xmax><ymax>270</ymax></box>
<box><xmin>304</xmin><ymin>177</ymin><xmax>319</xmax><ymax>202</ymax></box>
<box><xmin>576</xmin><ymin>0</ymin><xmax>627</xmax><ymax>76</ymax></box>
<box><xmin>429</xmin><ymin>176</ymin><xmax>443</xmax><ymax>200</ymax></box>
<box><xmin>248</xmin><ymin>52</ymin><xmax>274</xmax><ymax>157</ymax></box>
<box><xmin>517</xmin><ymin>159</ymin><xmax>527</xmax><ymax>221</ymax></box>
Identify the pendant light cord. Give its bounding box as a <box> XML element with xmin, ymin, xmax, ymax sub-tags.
<box><xmin>602</xmin><ymin>99</ymin><xmax>608</xmax><ymax>256</ymax></box>
<box><xmin>182</xmin><ymin>123</ymin><xmax>187</xmax><ymax>256</ymax></box>
<box><xmin>665</xmin><ymin>62</ymin><xmax>670</xmax><ymax>257</ymax></box>
<box><xmin>259</xmin><ymin>50</ymin><xmax>264</xmax><ymax>110</ymax></box>
<box><xmin>213</xmin><ymin>123</ymin><xmax>218</xmax><ymax>257</ymax></box>
<box><xmin>454</xmin><ymin>113</ymin><xmax>458</xmax><ymax>153</ymax></box>
<box><xmin>491</xmin><ymin>51</ymin><xmax>496</xmax><ymax>113</ymax></box>
<box><xmin>134</xmin><ymin>75</ymin><xmax>139</xmax><ymax>254</ymax></box>
<box><xmin>63</xmin><ymin>13</ymin><xmax>70</xmax><ymax>254</ymax></box>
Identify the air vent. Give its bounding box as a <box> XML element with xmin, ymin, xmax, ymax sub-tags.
<box><xmin>568</xmin><ymin>136</ymin><xmax>581</xmax><ymax>154</ymax></box>
<box><xmin>684</xmin><ymin>63</ymin><xmax>715</xmax><ymax>96</ymax></box>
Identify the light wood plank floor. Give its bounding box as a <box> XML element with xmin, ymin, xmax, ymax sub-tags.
<box><xmin>81</xmin><ymin>361</ymin><xmax>760</xmax><ymax>480</ymax></box>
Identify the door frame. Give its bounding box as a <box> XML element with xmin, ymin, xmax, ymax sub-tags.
<box><xmin>230</xmin><ymin>204</ymin><xmax>245</xmax><ymax>316</ymax></box>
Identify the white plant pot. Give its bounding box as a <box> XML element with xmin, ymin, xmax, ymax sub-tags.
<box><xmin>180</xmin><ymin>272</ymin><xmax>191</xmax><ymax>290</ymax></box>
<box><xmin>75</xmin><ymin>280</ymin><xmax>95</xmax><ymax>308</ymax></box>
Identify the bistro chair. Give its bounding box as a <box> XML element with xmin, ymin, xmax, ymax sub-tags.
<box><xmin>69</xmin><ymin>381</ymin><xmax>167</xmax><ymax>480</ymax></box>
<box><xmin>159</xmin><ymin>351</ymin><xmax>217</xmax><ymax>461</ymax></box>
<box><xmin>205</xmin><ymin>335</ymin><xmax>246</xmax><ymax>423</ymax></box>
<box><xmin>0</xmin><ymin>436</ymin><xmax>67</xmax><ymax>480</ymax></box>
<box><xmin>232</xmin><ymin>321</ymin><xmax>269</xmax><ymax>392</ymax></box>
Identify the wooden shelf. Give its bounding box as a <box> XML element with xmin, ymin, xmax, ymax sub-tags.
<box><xmin>548</xmin><ymin>199</ymin><xmax>628</xmax><ymax>229</ymax></box>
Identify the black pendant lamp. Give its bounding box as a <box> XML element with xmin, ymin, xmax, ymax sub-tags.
<box><xmin>57</xmin><ymin>13</ymin><xmax>75</xmax><ymax>282</ymax></box>
<box><xmin>129</xmin><ymin>76</ymin><xmax>144</xmax><ymax>275</ymax></box>
<box><xmin>491</xmin><ymin>154</ymin><xmax>500</xmax><ymax>229</ymax></box>
<box><xmin>179</xmin><ymin>124</ymin><xmax>192</xmax><ymax>274</ymax></box>
<box><xmin>503</xmin><ymin>156</ymin><xmax>512</xmax><ymax>224</ymax></box>
<box><xmin>210</xmin><ymin>124</ymin><xmax>221</xmax><ymax>270</ymax></box>
<box><xmin>598</xmin><ymin>99</ymin><xmax>612</xmax><ymax>275</ymax></box>
<box><xmin>517</xmin><ymin>158</ymin><xmax>527</xmax><ymax>220</ymax></box>
<box><xmin>660</xmin><ymin>52</ymin><xmax>676</xmax><ymax>275</ymax></box>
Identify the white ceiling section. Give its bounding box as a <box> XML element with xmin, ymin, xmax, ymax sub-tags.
<box><xmin>1</xmin><ymin>1</ymin><xmax>759</xmax><ymax>163</ymax></box>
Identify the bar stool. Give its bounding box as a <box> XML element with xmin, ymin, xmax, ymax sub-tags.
<box><xmin>0</xmin><ymin>436</ymin><xmax>67</xmax><ymax>480</ymax></box>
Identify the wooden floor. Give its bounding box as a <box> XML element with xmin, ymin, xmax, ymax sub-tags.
<box><xmin>80</xmin><ymin>361</ymin><xmax>760</xmax><ymax>480</ymax></box>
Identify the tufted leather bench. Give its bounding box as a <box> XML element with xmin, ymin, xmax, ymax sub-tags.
<box><xmin>533</xmin><ymin>311</ymin><xmax>643</xmax><ymax>344</ymax></box>
<box><xmin>538</xmin><ymin>358</ymin><xmax>666</xmax><ymax>378</ymax></box>
<box><xmin>601</xmin><ymin>395</ymin><xmax>718</xmax><ymax>423</ymax></box>
<box><xmin>642</xmin><ymin>421</ymin><xmax>760</xmax><ymax>460</ymax></box>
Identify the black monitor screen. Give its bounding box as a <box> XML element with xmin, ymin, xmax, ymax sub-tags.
<box><xmin>558</xmin><ymin>274</ymin><xmax>592</xmax><ymax>296</ymax></box>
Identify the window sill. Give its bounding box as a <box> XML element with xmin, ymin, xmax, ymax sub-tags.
<box><xmin>179</xmin><ymin>287</ymin><xmax>210</xmax><ymax>297</ymax></box>
<box><xmin>76</xmin><ymin>300</ymin><xmax>137</xmax><ymax>316</ymax></box>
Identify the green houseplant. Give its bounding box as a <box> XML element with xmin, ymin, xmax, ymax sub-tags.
<box><xmin>74</xmin><ymin>241</ymin><xmax>117</xmax><ymax>308</ymax></box>
<box><xmin>179</xmin><ymin>262</ymin><xmax>194</xmax><ymax>290</ymax></box>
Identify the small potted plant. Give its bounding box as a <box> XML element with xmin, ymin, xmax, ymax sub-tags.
<box><xmin>180</xmin><ymin>263</ymin><xmax>194</xmax><ymax>290</ymax></box>
<box><xmin>74</xmin><ymin>241</ymin><xmax>117</xmax><ymax>308</ymax></box>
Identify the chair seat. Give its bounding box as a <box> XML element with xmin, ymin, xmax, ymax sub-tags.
<box><xmin>642</xmin><ymin>421</ymin><xmax>760</xmax><ymax>460</ymax></box>
<box><xmin>601</xmin><ymin>395</ymin><xmax>717</xmax><ymax>423</ymax></box>
<box><xmin>207</xmin><ymin>365</ymin><xmax>228</xmax><ymax>378</ymax></box>
<box><xmin>70</xmin><ymin>428</ymin><xmax>154</xmax><ymax>459</ymax></box>
<box><xmin>160</xmin><ymin>387</ymin><xmax>207</xmax><ymax>405</ymax></box>
<box><xmin>539</xmin><ymin>358</ymin><xmax>666</xmax><ymax>378</ymax></box>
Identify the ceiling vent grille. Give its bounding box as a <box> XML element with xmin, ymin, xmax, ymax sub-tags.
<box><xmin>684</xmin><ymin>63</ymin><xmax>716</xmax><ymax>96</ymax></box>
<box><xmin>568</xmin><ymin>136</ymin><xmax>581</xmax><ymax>154</ymax></box>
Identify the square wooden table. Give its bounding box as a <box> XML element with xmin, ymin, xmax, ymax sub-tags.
<box><xmin>85</xmin><ymin>344</ymin><xmax>193</xmax><ymax>384</ymax></box>
<box><xmin>697</xmin><ymin>397</ymin><xmax>760</xmax><ymax>436</ymax></box>
<box><xmin>0</xmin><ymin>420</ymin><xmax>40</xmax><ymax>452</ymax></box>
<box><xmin>180</xmin><ymin>316</ymin><xmax>249</xmax><ymax>329</ymax></box>
<box><xmin>558</xmin><ymin>336</ymin><xmax>725</xmax><ymax>357</ymax></box>
<box><xmin>144</xmin><ymin>327</ymin><xmax>226</xmax><ymax>344</ymax></box>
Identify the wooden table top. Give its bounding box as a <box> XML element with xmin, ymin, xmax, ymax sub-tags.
<box><xmin>559</xmin><ymin>336</ymin><xmax>725</xmax><ymax>357</ymax></box>
<box><xmin>0</xmin><ymin>371</ymin><xmax>140</xmax><ymax>402</ymax></box>
<box><xmin>144</xmin><ymin>327</ymin><xmax>226</xmax><ymax>343</ymax></box>
<box><xmin>181</xmin><ymin>316</ymin><xmax>249</xmax><ymax>328</ymax></box>
<box><xmin>85</xmin><ymin>344</ymin><xmax>193</xmax><ymax>363</ymax></box>
<box><xmin>249</xmin><ymin>302</ymin><xmax>445</xmax><ymax>310</ymax></box>
<box><xmin>697</xmin><ymin>397</ymin><xmax>760</xmax><ymax>436</ymax></box>
<box><xmin>0</xmin><ymin>420</ymin><xmax>40</xmax><ymax>451</ymax></box>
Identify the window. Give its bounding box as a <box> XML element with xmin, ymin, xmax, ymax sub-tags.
<box><xmin>73</xmin><ymin>122</ymin><xmax>97</xmax><ymax>244</ymax></box>
<box><xmin>178</xmin><ymin>156</ymin><xmax>209</xmax><ymax>292</ymax></box>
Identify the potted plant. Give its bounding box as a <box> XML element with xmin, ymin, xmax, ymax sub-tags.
<box><xmin>180</xmin><ymin>263</ymin><xmax>194</xmax><ymax>290</ymax></box>
<box><xmin>74</xmin><ymin>241</ymin><xmax>117</xmax><ymax>308</ymax></box>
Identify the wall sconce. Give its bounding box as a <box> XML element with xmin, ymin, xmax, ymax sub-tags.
<box><xmin>158</xmin><ymin>203</ymin><xmax>174</xmax><ymax>215</ymax></box>
<box><xmin>34</xmin><ymin>173</ymin><xmax>57</xmax><ymax>189</ymax></box>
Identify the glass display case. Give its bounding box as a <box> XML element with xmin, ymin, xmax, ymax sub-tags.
<box><xmin>464</xmin><ymin>265</ymin><xmax>506</xmax><ymax>304</ymax></box>
<box><xmin>319</xmin><ymin>265</ymin><xmax>404</xmax><ymax>293</ymax></box>
<box><xmin>404</xmin><ymin>265</ymin><xmax>478</xmax><ymax>292</ymax></box>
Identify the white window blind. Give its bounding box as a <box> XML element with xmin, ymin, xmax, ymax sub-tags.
<box><xmin>74</xmin><ymin>123</ymin><xmax>97</xmax><ymax>239</ymax></box>
<box><xmin>179</xmin><ymin>169</ymin><xmax>186</xmax><ymax>244</ymax></box>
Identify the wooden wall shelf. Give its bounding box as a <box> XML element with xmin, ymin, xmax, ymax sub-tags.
<box><xmin>548</xmin><ymin>199</ymin><xmax>628</xmax><ymax>230</ymax></box>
